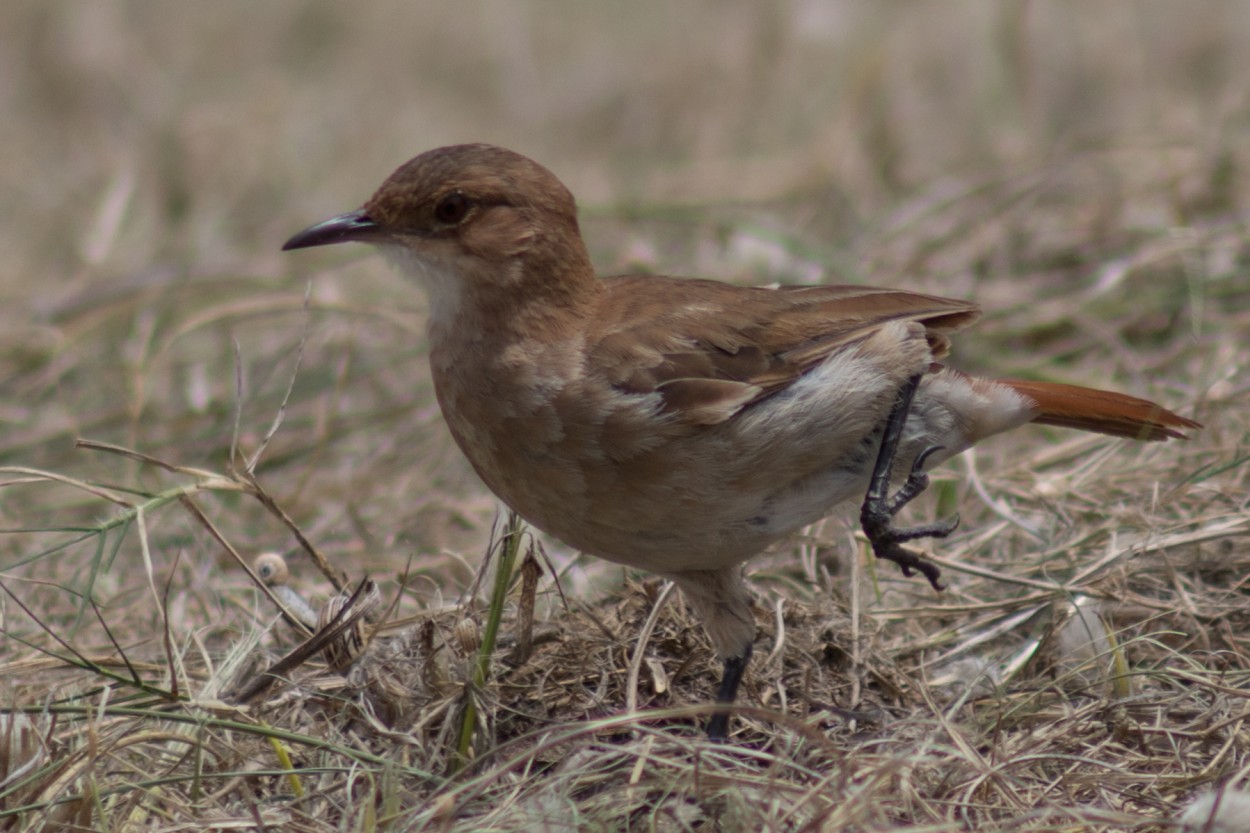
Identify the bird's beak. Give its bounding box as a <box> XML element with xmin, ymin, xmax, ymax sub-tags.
<box><xmin>282</xmin><ymin>209</ymin><xmax>386</xmax><ymax>251</ymax></box>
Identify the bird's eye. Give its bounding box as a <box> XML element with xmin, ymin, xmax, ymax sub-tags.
<box><xmin>434</xmin><ymin>192</ymin><xmax>471</xmax><ymax>225</ymax></box>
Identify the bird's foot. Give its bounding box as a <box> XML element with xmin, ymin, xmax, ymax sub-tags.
<box><xmin>860</xmin><ymin>380</ymin><xmax>959</xmax><ymax>592</ymax></box>
<box><xmin>706</xmin><ymin>644</ymin><xmax>753</xmax><ymax>741</ymax></box>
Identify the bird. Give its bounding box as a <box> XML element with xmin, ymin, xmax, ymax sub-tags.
<box><xmin>283</xmin><ymin>143</ymin><xmax>1199</xmax><ymax>739</ymax></box>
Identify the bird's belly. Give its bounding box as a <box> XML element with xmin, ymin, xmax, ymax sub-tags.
<box><xmin>466</xmin><ymin>412</ymin><xmax>885</xmax><ymax>573</ymax></box>
<box><xmin>433</xmin><ymin>337</ymin><xmax>955</xmax><ymax>573</ymax></box>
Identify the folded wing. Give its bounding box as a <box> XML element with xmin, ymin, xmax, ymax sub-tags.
<box><xmin>590</xmin><ymin>276</ymin><xmax>981</xmax><ymax>425</ymax></box>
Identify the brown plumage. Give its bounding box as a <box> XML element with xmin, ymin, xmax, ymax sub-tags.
<box><xmin>996</xmin><ymin>377</ymin><xmax>1193</xmax><ymax>440</ymax></box>
<box><xmin>284</xmin><ymin>143</ymin><xmax>1199</xmax><ymax>738</ymax></box>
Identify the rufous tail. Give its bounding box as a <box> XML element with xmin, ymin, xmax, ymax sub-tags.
<box><xmin>1000</xmin><ymin>379</ymin><xmax>1201</xmax><ymax>441</ymax></box>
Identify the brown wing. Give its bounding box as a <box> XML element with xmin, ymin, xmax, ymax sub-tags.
<box><xmin>588</xmin><ymin>275</ymin><xmax>981</xmax><ymax>425</ymax></box>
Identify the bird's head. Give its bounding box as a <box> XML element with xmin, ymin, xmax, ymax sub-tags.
<box><xmin>284</xmin><ymin>144</ymin><xmax>594</xmax><ymax>321</ymax></box>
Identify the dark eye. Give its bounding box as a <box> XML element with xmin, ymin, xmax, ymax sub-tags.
<box><xmin>434</xmin><ymin>192</ymin><xmax>471</xmax><ymax>225</ymax></box>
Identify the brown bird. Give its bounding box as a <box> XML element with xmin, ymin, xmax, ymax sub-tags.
<box><xmin>284</xmin><ymin>144</ymin><xmax>1199</xmax><ymax>738</ymax></box>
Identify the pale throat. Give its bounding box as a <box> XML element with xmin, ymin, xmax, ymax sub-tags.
<box><xmin>378</xmin><ymin>242</ymin><xmax>466</xmax><ymax>332</ymax></box>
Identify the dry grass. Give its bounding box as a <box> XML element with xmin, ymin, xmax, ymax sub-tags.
<box><xmin>2</xmin><ymin>2</ymin><xmax>1249</xmax><ymax>830</ymax></box>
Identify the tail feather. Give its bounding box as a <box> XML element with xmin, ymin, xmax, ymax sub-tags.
<box><xmin>1000</xmin><ymin>379</ymin><xmax>1201</xmax><ymax>442</ymax></box>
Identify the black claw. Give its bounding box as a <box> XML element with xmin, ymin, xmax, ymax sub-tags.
<box><xmin>911</xmin><ymin>443</ymin><xmax>946</xmax><ymax>472</ymax></box>
<box><xmin>883</xmin><ymin>443</ymin><xmax>945</xmax><ymax>514</ymax></box>
<box><xmin>859</xmin><ymin>377</ymin><xmax>956</xmax><ymax>591</ymax></box>
<box><xmin>885</xmin><ymin>513</ymin><xmax>960</xmax><ymax>544</ymax></box>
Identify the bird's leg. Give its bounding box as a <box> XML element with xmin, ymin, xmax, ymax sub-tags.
<box><xmin>707</xmin><ymin>643</ymin><xmax>753</xmax><ymax>741</ymax></box>
<box><xmin>860</xmin><ymin>374</ymin><xmax>959</xmax><ymax>591</ymax></box>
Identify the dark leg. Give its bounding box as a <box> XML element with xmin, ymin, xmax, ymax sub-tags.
<box><xmin>707</xmin><ymin>643</ymin><xmax>753</xmax><ymax>741</ymax></box>
<box><xmin>859</xmin><ymin>375</ymin><xmax>959</xmax><ymax>591</ymax></box>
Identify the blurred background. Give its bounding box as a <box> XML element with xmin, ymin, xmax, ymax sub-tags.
<box><xmin>0</xmin><ymin>0</ymin><xmax>1244</xmax><ymax>598</ymax></box>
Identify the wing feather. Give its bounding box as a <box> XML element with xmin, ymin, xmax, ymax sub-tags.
<box><xmin>589</xmin><ymin>276</ymin><xmax>980</xmax><ymax>425</ymax></box>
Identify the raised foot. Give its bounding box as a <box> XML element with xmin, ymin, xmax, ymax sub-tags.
<box><xmin>860</xmin><ymin>441</ymin><xmax>959</xmax><ymax>592</ymax></box>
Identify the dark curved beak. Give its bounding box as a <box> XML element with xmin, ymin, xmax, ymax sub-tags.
<box><xmin>282</xmin><ymin>209</ymin><xmax>385</xmax><ymax>251</ymax></box>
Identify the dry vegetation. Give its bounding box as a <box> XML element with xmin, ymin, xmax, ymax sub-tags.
<box><xmin>2</xmin><ymin>2</ymin><xmax>1249</xmax><ymax>831</ymax></box>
